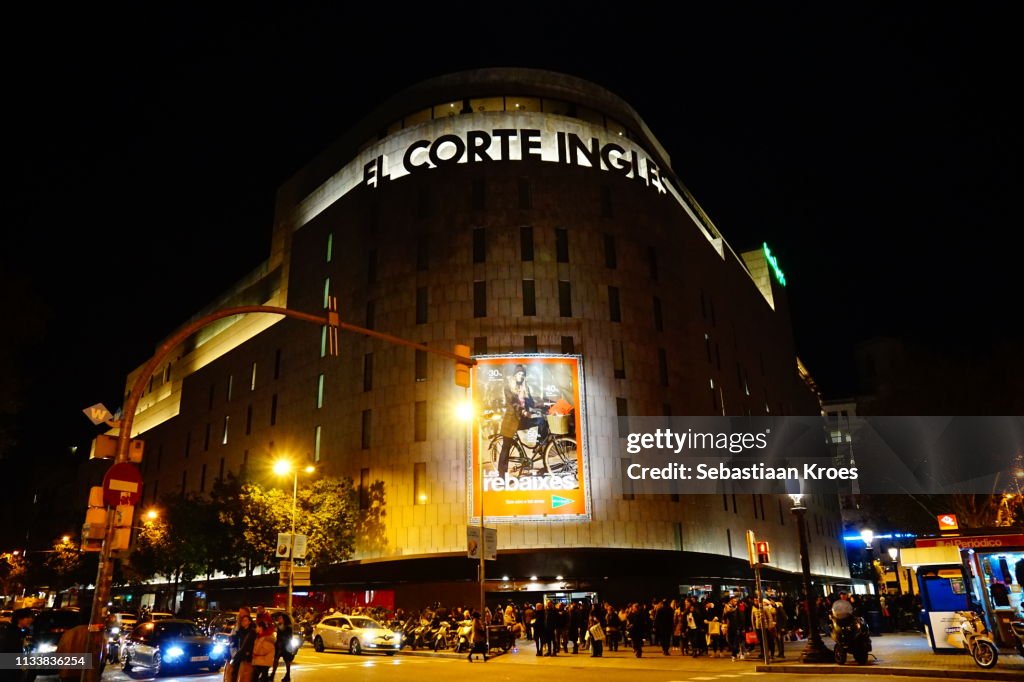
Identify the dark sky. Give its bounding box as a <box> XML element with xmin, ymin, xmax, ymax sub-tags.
<box><xmin>3</xmin><ymin>4</ymin><xmax>1021</xmax><ymax>464</ymax></box>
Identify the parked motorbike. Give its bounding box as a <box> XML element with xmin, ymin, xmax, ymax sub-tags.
<box><xmin>1010</xmin><ymin>618</ymin><xmax>1024</xmax><ymax>657</ymax></box>
<box><xmin>432</xmin><ymin>620</ymin><xmax>452</xmax><ymax>650</ymax></box>
<box><xmin>455</xmin><ymin>619</ymin><xmax>473</xmax><ymax>653</ymax></box>
<box><xmin>830</xmin><ymin>600</ymin><xmax>872</xmax><ymax>665</ymax></box>
<box><xmin>955</xmin><ymin>610</ymin><xmax>998</xmax><ymax>668</ymax></box>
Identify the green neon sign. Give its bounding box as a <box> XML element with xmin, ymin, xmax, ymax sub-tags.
<box><xmin>763</xmin><ymin>243</ymin><xmax>786</xmax><ymax>286</ymax></box>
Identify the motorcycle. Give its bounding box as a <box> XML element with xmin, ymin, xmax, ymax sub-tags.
<box><xmin>455</xmin><ymin>619</ymin><xmax>474</xmax><ymax>653</ymax></box>
<box><xmin>432</xmin><ymin>620</ymin><xmax>453</xmax><ymax>650</ymax></box>
<box><xmin>955</xmin><ymin>610</ymin><xmax>998</xmax><ymax>668</ymax></box>
<box><xmin>1010</xmin><ymin>618</ymin><xmax>1024</xmax><ymax>657</ymax></box>
<box><xmin>830</xmin><ymin>600</ymin><xmax>872</xmax><ymax>665</ymax></box>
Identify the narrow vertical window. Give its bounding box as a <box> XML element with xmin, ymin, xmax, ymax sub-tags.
<box><xmin>314</xmin><ymin>425</ymin><xmax>322</xmax><ymax>462</ymax></box>
<box><xmin>518</xmin><ymin>178</ymin><xmax>532</xmax><ymax>209</ymax></box>
<box><xmin>415</xmin><ymin>347</ymin><xmax>428</xmax><ymax>382</ymax></box>
<box><xmin>608</xmin><ymin>286</ymin><xmax>621</xmax><ymax>322</ymax></box>
<box><xmin>359</xmin><ymin>468</ymin><xmax>370</xmax><ymax>509</ymax></box>
<box><xmin>520</xmin><ymin>226</ymin><xmax>534</xmax><ymax>261</ymax></box>
<box><xmin>164</xmin><ymin>363</ymin><xmax>171</xmax><ymax>383</ymax></box>
<box><xmin>222</xmin><ymin>416</ymin><xmax>229</xmax><ymax>445</ymax></box>
<box><xmin>274</xmin><ymin>348</ymin><xmax>281</xmax><ymax>380</ymax></box>
<box><xmin>471</xmin><ymin>178</ymin><xmax>485</xmax><ymax>210</ymax></box>
<box><xmin>245</xmin><ymin>405</ymin><xmax>252</xmax><ymax>435</ymax></box>
<box><xmin>612</xmin><ymin>340</ymin><xmax>625</xmax><ymax>379</ymax></box>
<box><xmin>363</xmin><ymin>353</ymin><xmax>374</xmax><ymax>392</ymax></box>
<box><xmin>473</xmin><ymin>336</ymin><xmax>488</xmax><ymax>356</ymax></box>
<box><xmin>473</xmin><ymin>281</ymin><xmax>486</xmax><ymax>318</ymax></box>
<box><xmin>522</xmin><ymin>280</ymin><xmax>536</xmax><ymax>316</ymax></box>
<box><xmin>616</xmin><ymin>397</ymin><xmax>629</xmax><ymax>438</ymax></box>
<box><xmin>323</xmin><ymin>277</ymin><xmax>331</xmax><ymax>309</ymax></box>
<box><xmin>270</xmin><ymin>394</ymin><xmax>278</xmax><ymax>426</ymax></box>
<box><xmin>473</xmin><ymin>227</ymin><xmax>486</xmax><ymax>263</ymax></box>
<box><xmin>414</xmin><ymin>401</ymin><xmax>427</xmax><ymax>442</ymax></box>
<box><xmin>658</xmin><ymin>348</ymin><xmax>669</xmax><ymax>387</ymax></box>
<box><xmin>320</xmin><ymin>327</ymin><xmax>327</xmax><ymax>358</ymax></box>
<box><xmin>367</xmin><ymin>249</ymin><xmax>378</xmax><ymax>284</ymax></box>
<box><xmin>558</xmin><ymin>281</ymin><xmax>572</xmax><ymax>317</ymax></box>
<box><xmin>227</xmin><ymin>375</ymin><xmax>233</xmax><ymax>402</ymax></box>
<box><xmin>524</xmin><ymin>336</ymin><xmax>538</xmax><ymax>354</ymax></box>
<box><xmin>561</xmin><ymin>336</ymin><xmax>574</xmax><ymax>354</ymax></box>
<box><xmin>417</xmin><ymin>234</ymin><xmax>430</xmax><ymax>271</ymax></box>
<box><xmin>200</xmin><ymin>464</ymin><xmax>207</xmax><ymax>493</ymax></box>
<box><xmin>604</xmin><ymin>234</ymin><xmax>617</xmax><ymax>269</ymax></box>
<box><xmin>555</xmin><ymin>228</ymin><xmax>569</xmax><ymax>263</ymax></box>
<box><xmin>250</xmin><ymin>362</ymin><xmax>257</xmax><ymax>391</ymax></box>
<box><xmin>326</xmin><ymin>232</ymin><xmax>333</xmax><ymax>262</ymax></box>
<box><xmin>416</xmin><ymin>286</ymin><xmax>428</xmax><ymax>324</ymax></box>
<box><xmin>653</xmin><ymin>297</ymin><xmax>663</xmax><ymax>332</ymax></box>
<box><xmin>361</xmin><ymin>409</ymin><xmax>372</xmax><ymax>449</ymax></box>
<box><xmin>414</xmin><ymin>462</ymin><xmax>427</xmax><ymax>505</ymax></box>
<box><xmin>726</xmin><ymin>529</ymin><xmax>732</xmax><ymax>556</ymax></box>
<box><xmin>366</xmin><ymin>300</ymin><xmax>376</xmax><ymax>330</ymax></box>
<box><xmin>316</xmin><ymin>373</ymin><xmax>325</xmax><ymax>409</ymax></box>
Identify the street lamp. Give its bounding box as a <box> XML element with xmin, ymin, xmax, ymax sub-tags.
<box><xmin>788</xmin><ymin>494</ymin><xmax>833</xmax><ymax>663</ymax></box>
<box><xmin>273</xmin><ymin>458</ymin><xmax>315</xmax><ymax>620</ymax></box>
<box><xmin>456</xmin><ymin>398</ymin><xmax>484</xmax><ymax>623</ymax></box>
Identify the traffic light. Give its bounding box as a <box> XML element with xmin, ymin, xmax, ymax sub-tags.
<box><xmin>755</xmin><ymin>541</ymin><xmax>771</xmax><ymax>565</ymax></box>
<box><xmin>454</xmin><ymin>344</ymin><xmax>471</xmax><ymax>388</ymax></box>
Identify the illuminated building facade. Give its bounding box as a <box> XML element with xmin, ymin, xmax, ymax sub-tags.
<box><xmin>128</xmin><ymin>69</ymin><xmax>848</xmax><ymax>605</ymax></box>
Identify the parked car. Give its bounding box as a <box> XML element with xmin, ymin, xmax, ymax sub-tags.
<box><xmin>30</xmin><ymin>609</ymin><xmax>84</xmax><ymax>655</ymax></box>
<box><xmin>121</xmin><ymin>619</ymin><xmax>228</xmax><ymax>675</ymax></box>
<box><xmin>312</xmin><ymin>614</ymin><xmax>400</xmax><ymax>655</ymax></box>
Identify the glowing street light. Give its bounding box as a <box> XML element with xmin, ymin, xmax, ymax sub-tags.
<box><xmin>887</xmin><ymin>547</ymin><xmax>899</xmax><ymax>562</ymax></box>
<box><xmin>860</xmin><ymin>528</ymin><xmax>875</xmax><ymax>548</ymax></box>
<box><xmin>274</xmin><ymin>457</ymin><xmax>315</xmax><ymax>619</ymax></box>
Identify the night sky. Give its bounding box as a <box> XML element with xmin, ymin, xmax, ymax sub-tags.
<box><xmin>3</xmin><ymin>5</ymin><xmax>1021</xmax><ymax>482</ymax></box>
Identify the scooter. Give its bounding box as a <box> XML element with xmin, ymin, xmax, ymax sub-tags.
<box><xmin>956</xmin><ymin>610</ymin><xmax>998</xmax><ymax>668</ymax></box>
<box><xmin>1009</xmin><ymin>618</ymin><xmax>1024</xmax><ymax>657</ymax></box>
<box><xmin>455</xmin><ymin>619</ymin><xmax>474</xmax><ymax>653</ymax></box>
<box><xmin>830</xmin><ymin>601</ymin><xmax>872</xmax><ymax>665</ymax></box>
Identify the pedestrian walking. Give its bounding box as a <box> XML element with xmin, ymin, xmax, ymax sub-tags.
<box><xmin>587</xmin><ymin>615</ymin><xmax>605</xmax><ymax>658</ymax></box>
<box><xmin>467</xmin><ymin>612</ymin><xmax>488</xmax><ymax>662</ymax></box>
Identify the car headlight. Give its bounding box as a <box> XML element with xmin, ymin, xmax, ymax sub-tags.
<box><xmin>212</xmin><ymin>644</ymin><xmax>226</xmax><ymax>657</ymax></box>
<box><xmin>36</xmin><ymin>643</ymin><xmax>58</xmax><ymax>654</ymax></box>
<box><xmin>110</xmin><ymin>626</ymin><xmax>120</xmax><ymax>635</ymax></box>
<box><xmin>363</xmin><ymin>635</ymin><xmax>375</xmax><ymax>643</ymax></box>
<box><xmin>164</xmin><ymin>646</ymin><xmax>185</xmax><ymax>660</ymax></box>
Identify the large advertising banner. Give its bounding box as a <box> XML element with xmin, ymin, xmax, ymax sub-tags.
<box><xmin>469</xmin><ymin>355</ymin><xmax>590</xmax><ymax>522</ymax></box>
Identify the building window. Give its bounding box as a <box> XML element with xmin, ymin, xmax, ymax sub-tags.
<box><xmin>601</xmin><ymin>186</ymin><xmax>613</xmax><ymax>218</ymax></box>
<box><xmin>561</xmin><ymin>336</ymin><xmax>574</xmax><ymax>354</ymax></box>
<box><xmin>148</xmin><ymin>376</ymin><xmax>154</xmax><ymax>394</ymax></box>
<box><xmin>705</xmin><ymin>334</ymin><xmax>712</xmax><ymax>363</ymax></box>
<box><xmin>361</xmin><ymin>409</ymin><xmax>372</xmax><ymax>449</ymax></box>
<box><xmin>363</xmin><ymin>353</ymin><xmax>373</xmax><ymax>391</ymax></box>
<box><xmin>164</xmin><ymin>363</ymin><xmax>171</xmax><ymax>383</ymax></box>
<box><xmin>473</xmin><ymin>336</ymin><xmax>487</xmax><ymax>355</ymax></box>
<box><xmin>522</xmin><ymin>280</ymin><xmax>536</xmax><ymax>316</ymax></box>
<box><xmin>417</xmin><ymin>234</ymin><xmax>430</xmax><ymax>271</ymax></box>
<box><xmin>414</xmin><ymin>401</ymin><xmax>427</xmax><ymax>442</ymax></box>
<box><xmin>250</xmin><ymin>362</ymin><xmax>257</xmax><ymax>391</ymax></box>
<box><xmin>616</xmin><ymin>397</ymin><xmax>629</xmax><ymax>438</ymax></box>
<box><xmin>366</xmin><ymin>300</ymin><xmax>376</xmax><ymax>330</ymax></box>
<box><xmin>555</xmin><ymin>228</ymin><xmax>569</xmax><ymax>263</ymax></box>
<box><xmin>524</xmin><ymin>335</ymin><xmax>538</xmax><ymax>353</ymax></box>
<box><xmin>520</xmin><ymin>226</ymin><xmax>534</xmax><ymax>261</ymax></box>
<box><xmin>414</xmin><ymin>462</ymin><xmax>427</xmax><ymax>505</ymax></box>
<box><xmin>415</xmin><ymin>348</ymin><xmax>428</xmax><ymax>382</ymax></box>
<box><xmin>320</xmin><ymin>327</ymin><xmax>327</xmax><ymax>358</ymax></box>
<box><xmin>270</xmin><ymin>394</ymin><xmax>278</xmax><ymax>426</ymax></box>
<box><xmin>326</xmin><ymin>232</ymin><xmax>333</xmax><ymax>262</ymax></box>
<box><xmin>558</xmin><ymin>281</ymin><xmax>572</xmax><ymax>317</ymax></box>
<box><xmin>649</xmin><ymin>246</ymin><xmax>658</xmax><ymax>282</ymax></box>
<box><xmin>316</xmin><ymin>373</ymin><xmax>325</xmax><ymax>409</ymax></box>
<box><xmin>473</xmin><ymin>227</ymin><xmax>486</xmax><ymax>263</ymax></box>
<box><xmin>604</xmin><ymin>234</ymin><xmax>617</xmax><ymax>269</ymax></box>
<box><xmin>359</xmin><ymin>468</ymin><xmax>371</xmax><ymax>510</ymax></box>
<box><xmin>778</xmin><ymin>498</ymin><xmax>785</xmax><ymax>525</ymax></box>
<box><xmin>204</xmin><ymin>423</ymin><xmax>211</xmax><ymax>451</ymax></box>
<box><xmin>723</xmin><ymin>493</ymin><xmax>729</xmax><ymax>512</ymax></box>
<box><xmin>314</xmin><ymin>425</ymin><xmax>322</xmax><ymax>462</ymax></box>
<box><xmin>323</xmin><ymin>277</ymin><xmax>331</xmax><ymax>309</ymax></box>
<box><xmin>612</xmin><ymin>340</ymin><xmax>625</xmax><ymax>379</ymax></box>
<box><xmin>200</xmin><ymin>464</ymin><xmax>207</xmax><ymax>493</ymax></box>
<box><xmin>473</xmin><ymin>281</ymin><xmax>487</xmax><ymax>318</ymax></box>
<box><xmin>621</xmin><ymin>458</ymin><xmax>634</xmax><ymax>500</ymax></box>
<box><xmin>653</xmin><ymin>297</ymin><xmax>663</xmax><ymax>332</ymax></box>
<box><xmin>658</xmin><ymin>348</ymin><xmax>669</xmax><ymax>387</ymax></box>
<box><xmin>367</xmin><ymin>249</ymin><xmax>378</xmax><ymax>285</ymax></box>
<box><xmin>245</xmin><ymin>404</ymin><xmax>253</xmax><ymax>435</ymax></box>
<box><xmin>222</xmin><ymin>416</ymin><xmax>230</xmax><ymax>445</ymax></box>
<box><xmin>274</xmin><ymin>348</ymin><xmax>281</xmax><ymax>380</ymax></box>
<box><xmin>227</xmin><ymin>375</ymin><xmax>233</xmax><ymax>402</ymax></box>
<box><xmin>471</xmin><ymin>178</ymin><xmax>486</xmax><ymax>210</ymax></box>
<box><xmin>609</xmin><ymin>286</ymin><xmax>621</xmax><ymax>322</ymax></box>
<box><xmin>726</xmin><ymin>528</ymin><xmax>733</xmax><ymax>557</ymax></box>
<box><xmin>518</xmin><ymin>178</ymin><xmax>532</xmax><ymax>209</ymax></box>
<box><xmin>711</xmin><ymin>379</ymin><xmax>720</xmax><ymax>412</ymax></box>
<box><xmin>416</xmin><ymin>286</ymin><xmax>428</xmax><ymax>324</ymax></box>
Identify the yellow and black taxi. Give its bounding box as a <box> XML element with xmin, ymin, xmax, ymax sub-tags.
<box><xmin>121</xmin><ymin>619</ymin><xmax>228</xmax><ymax>674</ymax></box>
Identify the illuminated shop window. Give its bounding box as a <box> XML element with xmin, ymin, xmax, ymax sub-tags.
<box><xmin>507</xmin><ymin>96</ymin><xmax>541</xmax><ymax>112</ymax></box>
<box><xmin>320</xmin><ymin>327</ymin><xmax>327</xmax><ymax>358</ymax></box>
<box><xmin>316</xmin><ymin>373</ymin><xmax>325</xmax><ymax>409</ymax></box>
<box><xmin>470</xmin><ymin>96</ymin><xmax>504</xmax><ymax>112</ymax></box>
<box><xmin>323</xmin><ymin>278</ymin><xmax>331</xmax><ymax>309</ymax></box>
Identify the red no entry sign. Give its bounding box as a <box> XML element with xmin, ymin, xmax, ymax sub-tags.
<box><xmin>102</xmin><ymin>462</ymin><xmax>142</xmax><ymax>507</ymax></box>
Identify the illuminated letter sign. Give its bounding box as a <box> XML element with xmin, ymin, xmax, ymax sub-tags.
<box><xmin>469</xmin><ymin>355</ymin><xmax>590</xmax><ymax>522</ymax></box>
<box><xmin>763</xmin><ymin>242</ymin><xmax>787</xmax><ymax>286</ymax></box>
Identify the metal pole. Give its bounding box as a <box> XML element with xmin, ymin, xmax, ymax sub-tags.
<box><xmin>791</xmin><ymin>502</ymin><xmax>832</xmax><ymax>662</ymax></box>
<box><xmin>754</xmin><ymin>566</ymin><xmax>769</xmax><ymax>664</ymax></box>
<box><xmin>472</xmin><ymin>386</ymin><xmax>485</xmax><ymax>638</ymax></box>
<box><xmin>288</xmin><ymin>470</ymin><xmax>297</xmax><ymax>620</ymax></box>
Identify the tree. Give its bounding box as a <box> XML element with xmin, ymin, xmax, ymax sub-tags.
<box><xmin>45</xmin><ymin>536</ymin><xmax>83</xmax><ymax>590</ymax></box>
<box><xmin>0</xmin><ymin>552</ymin><xmax>27</xmax><ymax>603</ymax></box>
<box><xmin>294</xmin><ymin>477</ymin><xmax>358</xmax><ymax>566</ymax></box>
